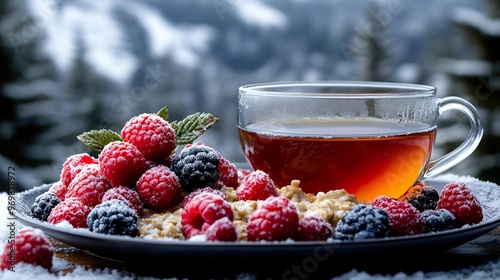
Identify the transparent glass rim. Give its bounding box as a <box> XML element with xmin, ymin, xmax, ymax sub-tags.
<box><xmin>239</xmin><ymin>81</ymin><xmax>436</xmax><ymax>98</ymax></box>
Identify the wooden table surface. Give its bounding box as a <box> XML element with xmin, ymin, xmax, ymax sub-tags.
<box><xmin>47</xmin><ymin>226</ymin><xmax>500</xmax><ymax>279</ymax></box>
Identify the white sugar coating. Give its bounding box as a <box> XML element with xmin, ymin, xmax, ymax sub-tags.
<box><xmin>54</xmin><ymin>220</ymin><xmax>74</xmax><ymax>229</ymax></box>
<box><xmin>422</xmin><ymin>209</ymin><xmax>456</xmax><ymax>225</ymax></box>
<box><xmin>187</xmin><ymin>234</ymin><xmax>207</xmax><ymax>242</ymax></box>
<box><xmin>93</xmin><ymin>199</ymin><xmax>136</xmax><ymax>215</ymax></box>
<box><xmin>245</xmin><ymin>170</ymin><xmax>270</xmax><ymax>182</ymax></box>
<box><xmin>301</xmin><ymin>215</ymin><xmax>333</xmax><ymax>232</ymax></box>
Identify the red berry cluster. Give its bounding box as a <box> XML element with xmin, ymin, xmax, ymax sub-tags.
<box><xmin>179</xmin><ymin>170</ymin><xmax>333</xmax><ymax>242</ymax></box>
<box><xmin>37</xmin><ymin>109</ymin><xmax>241</xmax><ymax>237</ymax></box>
<box><xmin>181</xmin><ymin>192</ymin><xmax>236</xmax><ymax>241</ymax></box>
<box><xmin>363</xmin><ymin>181</ymin><xmax>483</xmax><ymax>238</ymax></box>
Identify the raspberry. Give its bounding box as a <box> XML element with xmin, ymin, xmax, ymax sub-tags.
<box><xmin>182</xmin><ymin>187</ymin><xmax>225</xmax><ymax>208</ymax></box>
<box><xmin>181</xmin><ymin>193</ymin><xmax>234</xmax><ymax>239</ymax></box>
<box><xmin>205</xmin><ymin>217</ymin><xmax>238</xmax><ymax>242</ymax></box>
<box><xmin>60</xmin><ymin>153</ymin><xmax>98</xmax><ymax>187</ymax></box>
<box><xmin>121</xmin><ymin>113</ymin><xmax>176</xmax><ymax>163</ymax></box>
<box><xmin>372</xmin><ymin>196</ymin><xmax>427</xmax><ymax>236</ymax></box>
<box><xmin>333</xmin><ymin>204</ymin><xmax>391</xmax><ymax>240</ymax></box>
<box><xmin>237</xmin><ymin>168</ymin><xmax>252</xmax><ymax>186</ymax></box>
<box><xmin>246</xmin><ymin>196</ymin><xmax>299</xmax><ymax>241</ymax></box>
<box><xmin>102</xmin><ymin>186</ymin><xmax>144</xmax><ymax>216</ymax></box>
<box><xmin>171</xmin><ymin>145</ymin><xmax>220</xmax><ymax>192</ymax></box>
<box><xmin>99</xmin><ymin>141</ymin><xmax>148</xmax><ymax>188</ymax></box>
<box><xmin>30</xmin><ymin>192</ymin><xmax>60</xmax><ymax>222</ymax></box>
<box><xmin>436</xmin><ymin>182</ymin><xmax>483</xmax><ymax>226</ymax></box>
<box><xmin>47</xmin><ymin>197</ymin><xmax>91</xmax><ymax>228</ymax></box>
<box><xmin>65</xmin><ymin>164</ymin><xmax>111</xmax><ymax>207</ymax></box>
<box><xmin>398</xmin><ymin>182</ymin><xmax>439</xmax><ymax>212</ymax></box>
<box><xmin>215</xmin><ymin>155</ymin><xmax>239</xmax><ymax>189</ymax></box>
<box><xmin>422</xmin><ymin>209</ymin><xmax>458</xmax><ymax>232</ymax></box>
<box><xmin>87</xmin><ymin>200</ymin><xmax>139</xmax><ymax>237</ymax></box>
<box><xmin>236</xmin><ymin>170</ymin><xmax>278</xmax><ymax>201</ymax></box>
<box><xmin>136</xmin><ymin>165</ymin><xmax>182</xmax><ymax>210</ymax></box>
<box><xmin>0</xmin><ymin>227</ymin><xmax>54</xmax><ymax>271</ymax></box>
<box><xmin>297</xmin><ymin>215</ymin><xmax>333</xmax><ymax>241</ymax></box>
<box><xmin>48</xmin><ymin>180</ymin><xmax>67</xmax><ymax>201</ymax></box>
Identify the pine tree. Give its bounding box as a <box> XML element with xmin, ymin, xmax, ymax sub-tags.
<box><xmin>0</xmin><ymin>0</ymin><xmax>19</xmax><ymax>193</ymax></box>
<box><xmin>60</xmin><ymin>28</ymin><xmax>119</xmax><ymax>157</ymax></box>
<box><xmin>437</xmin><ymin>0</ymin><xmax>500</xmax><ymax>182</ymax></box>
<box><xmin>349</xmin><ymin>0</ymin><xmax>396</xmax><ymax>82</ymax></box>
<box><xmin>0</xmin><ymin>0</ymin><xmax>63</xmax><ymax>191</ymax></box>
<box><xmin>0</xmin><ymin>1</ymin><xmax>120</xmax><ymax>191</ymax></box>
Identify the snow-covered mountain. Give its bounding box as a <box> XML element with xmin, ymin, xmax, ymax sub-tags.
<box><xmin>27</xmin><ymin>0</ymin><xmax>481</xmax><ymax>85</ymax></box>
<box><xmin>0</xmin><ymin>0</ymin><xmax>488</xmax><ymax>190</ymax></box>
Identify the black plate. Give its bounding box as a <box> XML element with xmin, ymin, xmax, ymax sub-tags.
<box><xmin>13</xmin><ymin>174</ymin><xmax>500</xmax><ymax>263</ymax></box>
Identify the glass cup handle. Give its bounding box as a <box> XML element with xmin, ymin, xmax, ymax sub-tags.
<box><xmin>422</xmin><ymin>96</ymin><xmax>484</xmax><ymax>180</ymax></box>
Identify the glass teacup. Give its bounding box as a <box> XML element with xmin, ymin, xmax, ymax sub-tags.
<box><xmin>237</xmin><ymin>81</ymin><xmax>483</xmax><ymax>201</ymax></box>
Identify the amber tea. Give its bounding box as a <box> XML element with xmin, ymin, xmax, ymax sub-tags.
<box><xmin>239</xmin><ymin>118</ymin><xmax>436</xmax><ymax>201</ymax></box>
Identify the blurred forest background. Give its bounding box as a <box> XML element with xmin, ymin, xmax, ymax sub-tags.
<box><xmin>1</xmin><ymin>0</ymin><xmax>499</xmax><ymax>192</ymax></box>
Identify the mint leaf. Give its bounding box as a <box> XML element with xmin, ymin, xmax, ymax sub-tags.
<box><xmin>172</xmin><ymin>112</ymin><xmax>219</xmax><ymax>145</ymax></box>
<box><xmin>77</xmin><ymin>129</ymin><xmax>123</xmax><ymax>152</ymax></box>
<box><xmin>157</xmin><ymin>105</ymin><xmax>169</xmax><ymax>122</ymax></box>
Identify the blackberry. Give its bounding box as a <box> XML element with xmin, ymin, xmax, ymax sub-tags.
<box><xmin>87</xmin><ymin>199</ymin><xmax>138</xmax><ymax>237</ymax></box>
<box><xmin>31</xmin><ymin>192</ymin><xmax>60</xmax><ymax>222</ymax></box>
<box><xmin>422</xmin><ymin>209</ymin><xmax>458</xmax><ymax>232</ymax></box>
<box><xmin>171</xmin><ymin>145</ymin><xmax>220</xmax><ymax>192</ymax></box>
<box><xmin>398</xmin><ymin>183</ymin><xmax>439</xmax><ymax>212</ymax></box>
<box><xmin>333</xmin><ymin>204</ymin><xmax>391</xmax><ymax>240</ymax></box>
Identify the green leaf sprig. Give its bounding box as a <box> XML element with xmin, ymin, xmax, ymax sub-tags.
<box><xmin>77</xmin><ymin>105</ymin><xmax>219</xmax><ymax>153</ymax></box>
<box><xmin>76</xmin><ymin>129</ymin><xmax>123</xmax><ymax>153</ymax></box>
<box><xmin>170</xmin><ymin>112</ymin><xmax>219</xmax><ymax>145</ymax></box>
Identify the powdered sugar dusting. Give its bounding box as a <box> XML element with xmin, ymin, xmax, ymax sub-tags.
<box><xmin>53</xmin><ymin>220</ymin><xmax>74</xmax><ymax>229</ymax></box>
<box><xmin>187</xmin><ymin>234</ymin><xmax>207</xmax><ymax>242</ymax></box>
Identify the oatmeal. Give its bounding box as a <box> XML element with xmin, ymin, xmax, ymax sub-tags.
<box><xmin>278</xmin><ymin>180</ymin><xmax>359</xmax><ymax>228</ymax></box>
<box><xmin>138</xmin><ymin>208</ymin><xmax>184</xmax><ymax>239</ymax></box>
<box><xmin>303</xmin><ymin>188</ymin><xmax>359</xmax><ymax>228</ymax></box>
<box><xmin>137</xmin><ymin>180</ymin><xmax>360</xmax><ymax>240</ymax></box>
<box><xmin>278</xmin><ymin>180</ymin><xmax>316</xmax><ymax>206</ymax></box>
<box><xmin>231</xmin><ymin>200</ymin><xmax>258</xmax><ymax>223</ymax></box>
